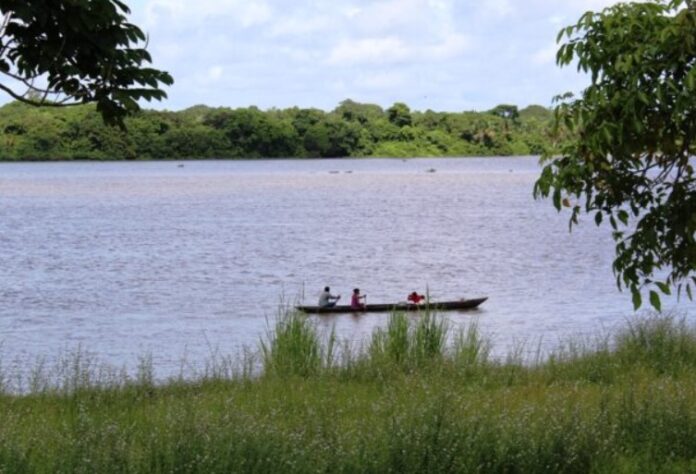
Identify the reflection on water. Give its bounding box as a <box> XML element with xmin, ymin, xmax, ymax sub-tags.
<box><xmin>0</xmin><ymin>157</ymin><xmax>693</xmax><ymax>378</ymax></box>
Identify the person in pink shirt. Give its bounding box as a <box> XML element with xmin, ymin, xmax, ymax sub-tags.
<box><xmin>351</xmin><ymin>288</ymin><xmax>366</xmax><ymax>309</ymax></box>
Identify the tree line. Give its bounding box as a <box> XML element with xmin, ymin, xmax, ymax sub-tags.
<box><xmin>0</xmin><ymin>99</ymin><xmax>554</xmax><ymax>160</ymax></box>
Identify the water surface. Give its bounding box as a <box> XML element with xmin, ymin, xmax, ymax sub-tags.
<box><xmin>1</xmin><ymin>157</ymin><xmax>692</xmax><ymax>379</ymax></box>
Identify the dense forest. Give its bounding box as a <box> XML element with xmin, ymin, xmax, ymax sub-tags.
<box><xmin>0</xmin><ymin>99</ymin><xmax>554</xmax><ymax>160</ymax></box>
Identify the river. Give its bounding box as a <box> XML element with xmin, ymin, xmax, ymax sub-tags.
<box><xmin>1</xmin><ymin>157</ymin><xmax>693</xmax><ymax>382</ymax></box>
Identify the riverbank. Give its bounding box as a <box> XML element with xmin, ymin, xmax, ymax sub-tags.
<box><xmin>1</xmin><ymin>312</ymin><xmax>695</xmax><ymax>472</ymax></box>
<box><xmin>0</xmin><ymin>100</ymin><xmax>553</xmax><ymax>161</ymax></box>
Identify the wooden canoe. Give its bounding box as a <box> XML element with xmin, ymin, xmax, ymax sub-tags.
<box><xmin>296</xmin><ymin>297</ymin><xmax>487</xmax><ymax>314</ymax></box>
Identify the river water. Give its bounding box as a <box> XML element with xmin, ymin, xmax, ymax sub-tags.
<box><xmin>1</xmin><ymin>157</ymin><xmax>693</xmax><ymax>381</ymax></box>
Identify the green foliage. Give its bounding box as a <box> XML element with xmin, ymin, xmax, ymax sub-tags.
<box><xmin>451</xmin><ymin>320</ymin><xmax>491</xmax><ymax>368</ymax></box>
<box><xmin>368</xmin><ymin>313</ymin><xmax>411</xmax><ymax>366</ymax></box>
<box><xmin>366</xmin><ymin>312</ymin><xmax>482</xmax><ymax>374</ymax></box>
<box><xmin>371</xmin><ymin>140</ymin><xmax>437</xmax><ymax>158</ymax></box>
<box><xmin>302</xmin><ymin>117</ymin><xmax>363</xmax><ymax>157</ymax></box>
<box><xmin>0</xmin><ymin>98</ymin><xmax>554</xmax><ymax>160</ymax></box>
<box><xmin>203</xmin><ymin>107</ymin><xmax>301</xmax><ymax>158</ymax></box>
<box><xmin>535</xmin><ymin>0</ymin><xmax>696</xmax><ymax>310</ymax></box>
<box><xmin>334</xmin><ymin>99</ymin><xmax>384</xmax><ymax>124</ymax></box>
<box><xmin>3</xmin><ymin>316</ymin><xmax>696</xmax><ymax>471</ymax></box>
<box><xmin>0</xmin><ymin>0</ymin><xmax>173</xmax><ymax>127</ymax></box>
<box><xmin>260</xmin><ymin>311</ymin><xmax>330</xmax><ymax>378</ymax></box>
<box><xmin>519</xmin><ymin>104</ymin><xmax>553</xmax><ymax>121</ymax></box>
<box><xmin>387</xmin><ymin>102</ymin><xmax>413</xmax><ymax>127</ymax></box>
<box><xmin>489</xmin><ymin>103</ymin><xmax>519</xmax><ymax>121</ymax></box>
<box><xmin>290</xmin><ymin>107</ymin><xmax>324</xmax><ymax>135</ymax></box>
<box><xmin>614</xmin><ymin>315</ymin><xmax>696</xmax><ymax>375</ymax></box>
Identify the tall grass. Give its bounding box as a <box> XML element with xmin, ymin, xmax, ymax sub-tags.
<box><xmin>451</xmin><ymin>318</ymin><xmax>490</xmax><ymax>368</ymax></box>
<box><xmin>359</xmin><ymin>311</ymin><xmax>452</xmax><ymax>379</ymax></box>
<box><xmin>1</xmin><ymin>313</ymin><xmax>696</xmax><ymax>472</ymax></box>
<box><xmin>614</xmin><ymin>314</ymin><xmax>696</xmax><ymax>374</ymax></box>
<box><xmin>260</xmin><ymin>311</ymin><xmax>334</xmax><ymax>377</ymax></box>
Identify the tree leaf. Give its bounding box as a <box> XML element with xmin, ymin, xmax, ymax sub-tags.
<box><xmin>617</xmin><ymin>210</ymin><xmax>629</xmax><ymax>225</ymax></box>
<box><xmin>655</xmin><ymin>281</ymin><xmax>671</xmax><ymax>295</ymax></box>
<box><xmin>649</xmin><ymin>290</ymin><xmax>662</xmax><ymax>312</ymax></box>
<box><xmin>0</xmin><ymin>0</ymin><xmax>173</xmax><ymax>128</ymax></box>
<box><xmin>632</xmin><ymin>288</ymin><xmax>642</xmax><ymax>310</ymax></box>
<box><xmin>536</xmin><ymin>0</ymin><xmax>696</xmax><ymax>312</ymax></box>
<box><xmin>552</xmin><ymin>189</ymin><xmax>562</xmax><ymax>210</ymax></box>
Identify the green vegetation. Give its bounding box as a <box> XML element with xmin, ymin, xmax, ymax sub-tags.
<box><xmin>535</xmin><ymin>0</ymin><xmax>696</xmax><ymax>309</ymax></box>
<box><xmin>0</xmin><ymin>99</ymin><xmax>554</xmax><ymax>160</ymax></box>
<box><xmin>2</xmin><ymin>312</ymin><xmax>696</xmax><ymax>472</ymax></box>
<box><xmin>0</xmin><ymin>0</ymin><xmax>172</xmax><ymax>127</ymax></box>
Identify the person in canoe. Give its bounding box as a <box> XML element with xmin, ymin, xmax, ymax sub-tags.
<box><xmin>318</xmin><ymin>286</ymin><xmax>341</xmax><ymax>308</ymax></box>
<box><xmin>407</xmin><ymin>291</ymin><xmax>425</xmax><ymax>304</ymax></box>
<box><xmin>351</xmin><ymin>288</ymin><xmax>366</xmax><ymax>309</ymax></box>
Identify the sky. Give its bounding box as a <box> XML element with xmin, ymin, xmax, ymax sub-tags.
<box><xmin>128</xmin><ymin>0</ymin><xmax>619</xmax><ymax>113</ymax></box>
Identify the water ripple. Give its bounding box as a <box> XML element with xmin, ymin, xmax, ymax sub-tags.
<box><xmin>0</xmin><ymin>157</ymin><xmax>693</xmax><ymax>378</ymax></box>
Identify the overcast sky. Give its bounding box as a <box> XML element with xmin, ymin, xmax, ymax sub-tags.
<box><xmin>125</xmin><ymin>0</ymin><xmax>620</xmax><ymax>113</ymax></box>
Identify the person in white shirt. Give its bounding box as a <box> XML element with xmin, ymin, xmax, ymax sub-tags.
<box><xmin>318</xmin><ymin>286</ymin><xmax>340</xmax><ymax>307</ymax></box>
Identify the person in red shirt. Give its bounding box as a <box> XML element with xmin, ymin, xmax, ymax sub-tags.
<box><xmin>408</xmin><ymin>291</ymin><xmax>425</xmax><ymax>304</ymax></box>
<box><xmin>351</xmin><ymin>288</ymin><xmax>366</xmax><ymax>309</ymax></box>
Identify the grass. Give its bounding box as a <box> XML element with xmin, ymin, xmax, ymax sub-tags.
<box><xmin>1</xmin><ymin>312</ymin><xmax>696</xmax><ymax>472</ymax></box>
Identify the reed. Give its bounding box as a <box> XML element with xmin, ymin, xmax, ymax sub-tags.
<box><xmin>451</xmin><ymin>318</ymin><xmax>490</xmax><ymax>369</ymax></box>
<box><xmin>411</xmin><ymin>310</ymin><xmax>448</xmax><ymax>366</ymax></box>
<box><xmin>260</xmin><ymin>310</ymin><xmax>329</xmax><ymax>378</ymax></box>
<box><xmin>368</xmin><ymin>311</ymin><xmax>411</xmax><ymax>367</ymax></box>
<box><xmin>363</xmin><ymin>311</ymin><xmax>450</xmax><ymax>377</ymax></box>
<box><xmin>0</xmin><ymin>314</ymin><xmax>695</xmax><ymax>472</ymax></box>
<box><xmin>614</xmin><ymin>314</ymin><xmax>696</xmax><ymax>374</ymax></box>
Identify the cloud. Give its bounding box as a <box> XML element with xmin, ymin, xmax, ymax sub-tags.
<box><xmin>327</xmin><ymin>33</ymin><xmax>470</xmax><ymax>66</ymax></box>
<box><xmin>239</xmin><ymin>3</ymin><xmax>273</xmax><ymax>27</ymax></box>
<box><xmin>354</xmin><ymin>0</ymin><xmax>433</xmax><ymax>33</ymax></box>
<box><xmin>275</xmin><ymin>46</ymin><xmax>316</xmax><ymax>62</ymax></box>
<box><xmin>354</xmin><ymin>71</ymin><xmax>407</xmax><ymax>90</ymax></box>
<box><xmin>479</xmin><ymin>0</ymin><xmax>514</xmax><ymax>17</ymax></box>
<box><xmin>532</xmin><ymin>43</ymin><xmax>559</xmax><ymax>65</ymax></box>
<box><xmin>328</xmin><ymin>37</ymin><xmax>410</xmax><ymax>65</ymax></box>
<box><xmin>143</xmin><ymin>0</ymin><xmax>272</xmax><ymax>30</ymax></box>
<box><xmin>113</xmin><ymin>0</ymin><xmax>628</xmax><ymax>113</ymax></box>
<box><xmin>429</xmin><ymin>33</ymin><xmax>470</xmax><ymax>59</ymax></box>
<box><xmin>208</xmin><ymin>66</ymin><xmax>224</xmax><ymax>81</ymax></box>
<box><xmin>562</xmin><ymin>0</ymin><xmax>620</xmax><ymax>8</ymax></box>
<box><xmin>269</xmin><ymin>14</ymin><xmax>334</xmax><ymax>37</ymax></box>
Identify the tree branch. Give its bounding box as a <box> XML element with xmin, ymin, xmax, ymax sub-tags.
<box><xmin>0</xmin><ymin>82</ymin><xmax>82</xmax><ymax>107</ymax></box>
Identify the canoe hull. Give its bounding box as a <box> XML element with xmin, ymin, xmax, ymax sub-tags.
<box><xmin>296</xmin><ymin>297</ymin><xmax>487</xmax><ymax>314</ymax></box>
